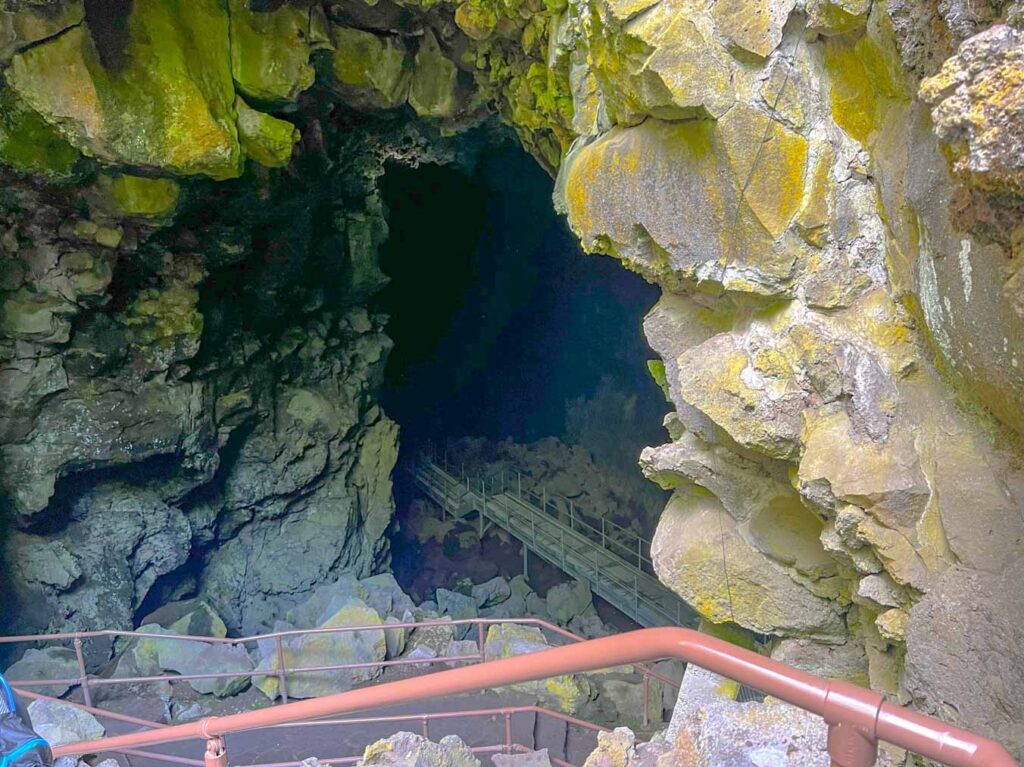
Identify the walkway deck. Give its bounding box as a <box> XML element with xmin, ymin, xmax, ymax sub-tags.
<box><xmin>409</xmin><ymin>456</ymin><xmax>698</xmax><ymax>628</ymax></box>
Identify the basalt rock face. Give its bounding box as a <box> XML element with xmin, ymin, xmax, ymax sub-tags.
<box><xmin>1</xmin><ymin>0</ymin><xmax>1023</xmax><ymax>754</ymax></box>
<box><xmin>549</xmin><ymin>0</ymin><xmax>1024</xmax><ymax>756</ymax></box>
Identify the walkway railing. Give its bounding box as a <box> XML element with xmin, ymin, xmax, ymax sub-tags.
<box><xmin>409</xmin><ymin>453</ymin><xmax>698</xmax><ymax>628</ymax></box>
<box><xmin>44</xmin><ymin>627</ymin><xmax>1018</xmax><ymax>767</ymax></box>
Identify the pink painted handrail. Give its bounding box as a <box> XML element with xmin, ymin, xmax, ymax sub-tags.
<box><xmin>49</xmin><ymin>627</ymin><xmax>1018</xmax><ymax>767</ymax></box>
<box><xmin>0</xmin><ymin>616</ymin><xmax>678</xmax><ymax>723</ymax></box>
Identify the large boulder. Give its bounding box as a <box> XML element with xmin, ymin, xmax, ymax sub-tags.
<box><xmin>254</xmin><ymin>597</ymin><xmax>387</xmax><ymax>700</ymax></box>
<box><xmin>920</xmin><ymin>25</ymin><xmax>1024</xmax><ymax>193</ymax></box>
<box><xmin>651</xmin><ymin>490</ymin><xmax>846</xmax><ymax>640</ymax></box>
<box><xmin>471</xmin><ymin>576</ymin><xmax>512</xmax><ymax>608</ymax></box>
<box><xmin>228</xmin><ymin>0</ymin><xmax>327</xmax><ymax>102</ymax></box>
<box><xmin>483</xmin><ymin>623</ymin><xmax>591</xmax><ymax>714</ymax></box>
<box><xmin>28</xmin><ymin>699</ymin><xmax>104</xmax><ymax>748</ymax></box>
<box><xmin>545</xmin><ymin>580</ymin><xmax>593</xmax><ymax>624</ymax></box>
<box><xmin>5</xmin><ymin>647</ymin><xmax>80</xmax><ymax>697</ymax></box>
<box><xmin>150</xmin><ymin>631</ymin><xmax>252</xmax><ymax>698</ymax></box>
<box><xmin>435</xmin><ymin>588</ymin><xmax>477</xmax><ymax>640</ymax></box>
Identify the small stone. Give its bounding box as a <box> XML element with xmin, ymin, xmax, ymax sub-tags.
<box><xmin>358</xmin><ymin>732</ymin><xmax>479</xmax><ymax>766</ymax></box>
<box><xmin>875</xmin><ymin>609</ymin><xmax>909</xmax><ymax>642</ymax></box>
<box><xmin>93</xmin><ymin>227</ymin><xmax>122</xmax><ymax>249</ymax></box>
<box><xmin>471</xmin><ymin>576</ymin><xmax>512</xmax><ymax>608</ymax></box>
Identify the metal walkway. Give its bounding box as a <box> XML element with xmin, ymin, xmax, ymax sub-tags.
<box><xmin>409</xmin><ymin>455</ymin><xmax>698</xmax><ymax>628</ymax></box>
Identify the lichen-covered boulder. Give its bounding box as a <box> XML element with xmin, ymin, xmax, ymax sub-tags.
<box><xmin>556</xmin><ymin>115</ymin><xmax>809</xmax><ymax>297</ymax></box>
<box><xmin>483</xmin><ymin>623</ymin><xmax>592</xmax><ymax>713</ymax></box>
<box><xmin>435</xmin><ymin>588</ymin><xmax>477</xmax><ymax>639</ymax></box>
<box><xmin>6</xmin><ymin>0</ymin><xmax>243</xmax><ymax>178</ymax></box>
<box><xmin>150</xmin><ymin>631</ymin><xmax>252</xmax><ymax>698</ymax></box>
<box><xmin>357</xmin><ymin>732</ymin><xmax>480</xmax><ymax>767</ymax></box>
<box><xmin>254</xmin><ymin>597</ymin><xmax>386</xmax><ymax>700</ymax></box>
<box><xmin>920</xmin><ymin>24</ymin><xmax>1024</xmax><ymax>192</ymax></box>
<box><xmin>652</xmin><ymin>490</ymin><xmax>845</xmax><ymax>640</ymax></box>
<box><xmin>587</xmin><ymin>0</ymin><xmax>736</xmax><ymax>122</ymax></box>
<box><xmin>89</xmin><ymin>173</ymin><xmax>181</xmax><ymax>219</ymax></box>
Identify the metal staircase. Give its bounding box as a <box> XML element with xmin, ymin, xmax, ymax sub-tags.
<box><xmin>408</xmin><ymin>454</ymin><xmax>698</xmax><ymax>628</ymax></box>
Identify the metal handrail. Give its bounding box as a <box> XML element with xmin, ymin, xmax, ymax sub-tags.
<box><xmin>0</xmin><ymin>617</ymin><xmax>678</xmax><ymax>725</ymax></box>
<box><xmin>424</xmin><ymin>447</ymin><xmax>655</xmax><ymax>571</ymax></box>
<box><xmin>13</xmin><ymin>687</ymin><xmax>600</xmax><ymax>767</ymax></box>
<box><xmin>412</xmin><ymin>457</ymin><xmax>695</xmax><ymax>627</ymax></box>
<box><xmin>50</xmin><ymin>627</ymin><xmax>1019</xmax><ymax>767</ymax></box>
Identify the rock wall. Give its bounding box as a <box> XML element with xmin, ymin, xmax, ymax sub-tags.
<box><xmin>1</xmin><ymin>0</ymin><xmax>1023</xmax><ymax>753</ymax></box>
<box><xmin>545</xmin><ymin>0</ymin><xmax>1024</xmax><ymax>754</ymax></box>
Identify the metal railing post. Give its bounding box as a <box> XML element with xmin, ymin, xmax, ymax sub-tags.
<box><xmin>828</xmin><ymin>722</ymin><xmax>878</xmax><ymax>767</ymax></box>
<box><xmin>560</xmin><ymin>530</ymin><xmax>566</xmax><ymax>569</ymax></box>
<box><xmin>642</xmin><ymin>673</ymin><xmax>651</xmax><ymax>729</ymax></box>
<box><xmin>601</xmin><ymin>518</ymin><xmax>606</xmax><ymax>550</ymax></box>
<box><xmin>637</xmin><ymin>537</ymin><xmax>642</xmax><ymax>572</ymax></box>
<box><xmin>478</xmin><ymin>622</ymin><xmax>486</xmax><ymax>658</ymax></box>
<box><xmin>421</xmin><ymin>717</ymin><xmax>430</xmax><ymax>739</ymax></box>
<box><xmin>504</xmin><ymin>711</ymin><xmax>513</xmax><ymax>754</ymax></box>
<box><xmin>517</xmin><ymin>472</ymin><xmax>522</xmax><ymax>498</ymax></box>
<box><xmin>634</xmin><ymin>574</ymin><xmax>640</xmax><ymax>623</ymax></box>
<box><xmin>72</xmin><ymin>638</ymin><xmax>92</xmax><ymax>708</ymax></box>
<box><xmin>275</xmin><ymin>635</ymin><xmax>290</xmax><ymax>704</ymax></box>
<box><xmin>204</xmin><ymin>736</ymin><xmax>228</xmax><ymax>767</ymax></box>
<box><xmin>569</xmin><ymin>500</ymin><xmax>574</xmax><ymax>530</ymax></box>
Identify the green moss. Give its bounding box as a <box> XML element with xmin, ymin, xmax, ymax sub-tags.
<box><xmin>0</xmin><ymin>84</ymin><xmax>84</xmax><ymax>181</ymax></box>
<box><xmin>646</xmin><ymin>359</ymin><xmax>670</xmax><ymax>400</ymax></box>
<box><xmin>455</xmin><ymin>1</ymin><xmax>499</xmax><ymax>40</ymax></box>
<box><xmin>100</xmin><ymin>173</ymin><xmax>181</xmax><ymax>217</ymax></box>
<box><xmin>236</xmin><ymin>97</ymin><xmax>299</xmax><ymax>168</ymax></box>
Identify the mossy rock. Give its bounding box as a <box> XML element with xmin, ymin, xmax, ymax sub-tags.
<box><xmin>92</xmin><ymin>173</ymin><xmax>181</xmax><ymax>218</ymax></box>
<box><xmin>236</xmin><ymin>97</ymin><xmax>300</xmax><ymax>168</ymax></box>
<box><xmin>330</xmin><ymin>25</ymin><xmax>411</xmax><ymax>111</ymax></box>
<box><xmin>229</xmin><ymin>0</ymin><xmax>328</xmax><ymax>102</ymax></box>
<box><xmin>0</xmin><ymin>1</ymin><xmax>84</xmax><ymax>62</ymax></box>
<box><xmin>408</xmin><ymin>30</ymin><xmax>460</xmax><ymax>119</ymax></box>
<box><xmin>6</xmin><ymin>0</ymin><xmax>242</xmax><ymax>179</ymax></box>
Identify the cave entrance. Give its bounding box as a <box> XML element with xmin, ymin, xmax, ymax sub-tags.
<box><xmin>373</xmin><ymin>138</ymin><xmax>668</xmax><ymax>629</ymax></box>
